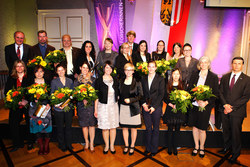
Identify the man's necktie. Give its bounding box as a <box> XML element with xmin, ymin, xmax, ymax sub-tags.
<box><xmin>17</xmin><ymin>46</ymin><xmax>20</xmax><ymax>59</ymax></box>
<box><xmin>229</xmin><ymin>74</ymin><xmax>236</xmax><ymax>90</ymax></box>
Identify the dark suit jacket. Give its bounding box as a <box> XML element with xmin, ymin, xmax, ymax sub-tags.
<box><xmin>114</xmin><ymin>54</ymin><xmax>130</xmax><ymax>79</ymax></box>
<box><xmin>28</xmin><ymin>43</ymin><xmax>55</xmax><ymax>60</ymax></box>
<box><xmin>95</xmin><ymin>76</ymin><xmax>119</xmax><ymax>104</ymax></box>
<box><xmin>60</xmin><ymin>47</ymin><xmax>81</xmax><ymax>75</ymax></box>
<box><xmin>188</xmin><ymin>70</ymin><xmax>219</xmax><ymax>111</ymax></box>
<box><xmin>132</xmin><ymin>52</ymin><xmax>151</xmax><ymax>66</ymax></box>
<box><xmin>219</xmin><ymin>72</ymin><xmax>250</xmax><ymax>118</ymax></box>
<box><xmin>4</xmin><ymin>75</ymin><xmax>31</xmax><ymax>95</ymax></box>
<box><xmin>140</xmin><ymin>74</ymin><xmax>165</xmax><ymax>109</ymax></box>
<box><xmin>119</xmin><ymin>78</ymin><xmax>143</xmax><ymax>116</ymax></box>
<box><xmin>176</xmin><ymin>57</ymin><xmax>199</xmax><ymax>84</ymax></box>
<box><xmin>5</xmin><ymin>43</ymin><xmax>30</xmax><ymax>72</ymax></box>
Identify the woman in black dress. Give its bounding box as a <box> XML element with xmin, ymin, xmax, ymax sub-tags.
<box><xmin>163</xmin><ymin>68</ymin><xmax>185</xmax><ymax>155</ymax></box>
<box><xmin>51</xmin><ymin>63</ymin><xmax>74</xmax><ymax>152</ymax></box>
<box><xmin>28</xmin><ymin>65</ymin><xmax>52</xmax><ymax>155</ymax></box>
<box><xmin>115</xmin><ymin>42</ymin><xmax>132</xmax><ymax>79</ymax></box>
<box><xmin>152</xmin><ymin>40</ymin><xmax>171</xmax><ymax>61</ymax></box>
<box><xmin>119</xmin><ymin>63</ymin><xmax>143</xmax><ymax>155</ymax></box>
<box><xmin>140</xmin><ymin>60</ymin><xmax>165</xmax><ymax>156</ymax></box>
<box><xmin>4</xmin><ymin>60</ymin><xmax>32</xmax><ymax>152</ymax></box>
<box><xmin>187</xmin><ymin>56</ymin><xmax>219</xmax><ymax>158</ymax></box>
<box><xmin>74</xmin><ymin>62</ymin><xmax>96</xmax><ymax>152</ymax></box>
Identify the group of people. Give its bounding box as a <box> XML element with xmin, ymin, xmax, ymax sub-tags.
<box><xmin>4</xmin><ymin>30</ymin><xmax>250</xmax><ymax>164</ymax></box>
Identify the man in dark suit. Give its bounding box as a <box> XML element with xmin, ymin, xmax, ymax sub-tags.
<box><xmin>28</xmin><ymin>30</ymin><xmax>55</xmax><ymax>60</ymax></box>
<box><xmin>60</xmin><ymin>34</ymin><xmax>81</xmax><ymax>80</ymax></box>
<box><xmin>5</xmin><ymin>31</ymin><xmax>30</xmax><ymax>74</ymax></box>
<box><xmin>119</xmin><ymin>31</ymin><xmax>139</xmax><ymax>55</ymax></box>
<box><xmin>219</xmin><ymin>57</ymin><xmax>250</xmax><ymax>163</ymax></box>
<box><xmin>29</xmin><ymin>30</ymin><xmax>55</xmax><ymax>82</ymax></box>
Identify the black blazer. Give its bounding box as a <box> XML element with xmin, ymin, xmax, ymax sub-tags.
<box><xmin>132</xmin><ymin>52</ymin><xmax>151</xmax><ymax>66</ymax></box>
<box><xmin>5</xmin><ymin>43</ymin><xmax>30</xmax><ymax>72</ymax></box>
<box><xmin>219</xmin><ymin>72</ymin><xmax>250</xmax><ymax>118</ymax></box>
<box><xmin>95</xmin><ymin>76</ymin><xmax>119</xmax><ymax>104</ymax></box>
<box><xmin>60</xmin><ymin>47</ymin><xmax>81</xmax><ymax>75</ymax></box>
<box><xmin>188</xmin><ymin>70</ymin><xmax>219</xmax><ymax>111</ymax></box>
<box><xmin>28</xmin><ymin>43</ymin><xmax>55</xmax><ymax>60</ymax></box>
<box><xmin>119</xmin><ymin>78</ymin><xmax>143</xmax><ymax>116</ymax></box>
<box><xmin>176</xmin><ymin>57</ymin><xmax>199</xmax><ymax>84</ymax></box>
<box><xmin>4</xmin><ymin>75</ymin><xmax>31</xmax><ymax>95</ymax></box>
<box><xmin>151</xmin><ymin>51</ymin><xmax>167</xmax><ymax>60</ymax></box>
<box><xmin>115</xmin><ymin>54</ymin><xmax>130</xmax><ymax>79</ymax></box>
<box><xmin>140</xmin><ymin>74</ymin><xmax>165</xmax><ymax>109</ymax></box>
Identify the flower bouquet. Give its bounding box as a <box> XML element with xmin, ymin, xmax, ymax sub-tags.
<box><xmin>73</xmin><ymin>84</ymin><xmax>98</xmax><ymax>108</ymax></box>
<box><xmin>27</xmin><ymin>56</ymin><xmax>52</xmax><ymax>70</ymax></box>
<box><xmin>98</xmin><ymin>66</ymin><xmax>117</xmax><ymax>77</ymax></box>
<box><xmin>4</xmin><ymin>87</ymin><xmax>25</xmax><ymax>110</ymax></box>
<box><xmin>50</xmin><ymin>87</ymin><xmax>73</xmax><ymax>112</ymax></box>
<box><xmin>169</xmin><ymin>89</ymin><xmax>192</xmax><ymax>114</ymax></box>
<box><xmin>155</xmin><ymin>59</ymin><xmax>171</xmax><ymax>77</ymax></box>
<box><xmin>191</xmin><ymin>85</ymin><xmax>216</xmax><ymax>111</ymax></box>
<box><xmin>45</xmin><ymin>50</ymin><xmax>66</xmax><ymax>64</ymax></box>
<box><xmin>135</xmin><ymin>62</ymin><xmax>148</xmax><ymax>76</ymax></box>
<box><xmin>168</xmin><ymin>58</ymin><xmax>178</xmax><ymax>70</ymax></box>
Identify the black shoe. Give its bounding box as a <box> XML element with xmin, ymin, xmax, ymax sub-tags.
<box><xmin>191</xmin><ymin>148</ymin><xmax>198</xmax><ymax>156</ymax></box>
<box><xmin>27</xmin><ymin>144</ymin><xmax>33</xmax><ymax>150</ymax></box>
<box><xmin>199</xmin><ymin>149</ymin><xmax>205</xmax><ymax>158</ymax></box>
<box><xmin>144</xmin><ymin>150</ymin><xmax>150</xmax><ymax>155</ymax></box>
<box><xmin>123</xmin><ymin>146</ymin><xmax>129</xmax><ymax>154</ymax></box>
<box><xmin>218</xmin><ymin>148</ymin><xmax>230</xmax><ymax>154</ymax></box>
<box><xmin>167</xmin><ymin>148</ymin><xmax>172</xmax><ymax>155</ymax></box>
<box><xmin>59</xmin><ymin>146</ymin><xmax>67</xmax><ymax>152</ymax></box>
<box><xmin>229</xmin><ymin>155</ymin><xmax>238</xmax><ymax>164</ymax></box>
<box><xmin>150</xmin><ymin>153</ymin><xmax>156</xmax><ymax>157</ymax></box>
<box><xmin>67</xmin><ymin>145</ymin><xmax>74</xmax><ymax>150</ymax></box>
<box><xmin>173</xmin><ymin>147</ymin><xmax>177</xmax><ymax>155</ymax></box>
<box><xmin>10</xmin><ymin>147</ymin><xmax>19</xmax><ymax>152</ymax></box>
<box><xmin>129</xmin><ymin>147</ymin><xmax>134</xmax><ymax>156</ymax></box>
<box><xmin>103</xmin><ymin>149</ymin><xmax>108</xmax><ymax>154</ymax></box>
<box><xmin>110</xmin><ymin>149</ymin><xmax>116</xmax><ymax>154</ymax></box>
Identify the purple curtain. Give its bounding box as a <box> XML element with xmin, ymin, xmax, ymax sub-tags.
<box><xmin>94</xmin><ymin>0</ymin><xmax>125</xmax><ymax>52</ymax></box>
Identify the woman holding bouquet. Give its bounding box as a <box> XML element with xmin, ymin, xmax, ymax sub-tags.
<box><xmin>51</xmin><ymin>63</ymin><xmax>74</xmax><ymax>151</ymax></box>
<box><xmin>132</xmin><ymin>40</ymin><xmax>151</xmax><ymax>81</ymax></box>
<box><xmin>4</xmin><ymin>60</ymin><xmax>32</xmax><ymax>152</ymax></box>
<box><xmin>163</xmin><ymin>68</ymin><xmax>185</xmax><ymax>155</ymax></box>
<box><xmin>95</xmin><ymin>61</ymin><xmax>119</xmax><ymax>154</ymax></box>
<box><xmin>28</xmin><ymin>65</ymin><xmax>52</xmax><ymax>155</ymax></box>
<box><xmin>74</xmin><ymin>62</ymin><xmax>96</xmax><ymax>152</ymax></box>
<box><xmin>187</xmin><ymin>56</ymin><xmax>219</xmax><ymax>158</ymax></box>
<box><xmin>119</xmin><ymin>63</ymin><xmax>143</xmax><ymax>155</ymax></box>
<box><xmin>141</xmin><ymin>60</ymin><xmax>165</xmax><ymax>156</ymax></box>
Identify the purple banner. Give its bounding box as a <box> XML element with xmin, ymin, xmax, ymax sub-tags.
<box><xmin>94</xmin><ymin>0</ymin><xmax>125</xmax><ymax>52</ymax></box>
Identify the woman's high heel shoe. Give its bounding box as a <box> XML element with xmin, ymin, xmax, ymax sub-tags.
<box><xmin>192</xmin><ymin>148</ymin><xmax>198</xmax><ymax>156</ymax></box>
<box><xmin>199</xmin><ymin>149</ymin><xmax>205</xmax><ymax>158</ymax></box>
<box><xmin>123</xmin><ymin>146</ymin><xmax>129</xmax><ymax>154</ymax></box>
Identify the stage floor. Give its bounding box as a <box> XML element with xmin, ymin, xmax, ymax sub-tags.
<box><xmin>0</xmin><ymin>100</ymin><xmax>250</xmax><ymax>132</ymax></box>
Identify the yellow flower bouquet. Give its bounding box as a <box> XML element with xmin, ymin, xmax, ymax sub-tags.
<box><xmin>27</xmin><ymin>83</ymin><xmax>50</xmax><ymax>103</ymax></box>
<box><xmin>135</xmin><ymin>62</ymin><xmax>148</xmax><ymax>76</ymax></box>
<box><xmin>73</xmin><ymin>84</ymin><xmax>98</xmax><ymax>108</ymax></box>
<box><xmin>50</xmin><ymin>87</ymin><xmax>73</xmax><ymax>112</ymax></box>
<box><xmin>191</xmin><ymin>85</ymin><xmax>216</xmax><ymax>111</ymax></box>
<box><xmin>169</xmin><ymin>89</ymin><xmax>192</xmax><ymax>114</ymax></box>
<box><xmin>155</xmin><ymin>59</ymin><xmax>171</xmax><ymax>77</ymax></box>
<box><xmin>45</xmin><ymin>50</ymin><xmax>66</xmax><ymax>64</ymax></box>
<box><xmin>27</xmin><ymin>56</ymin><xmax>52</xmax><ymax>70</ymax></box>
<box><xmin>4</xmin><ymin>87</ymin><xmax>25</xmax><ymax>110</ymax></box>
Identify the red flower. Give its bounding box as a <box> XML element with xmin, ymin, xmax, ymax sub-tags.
<box><xmin>192</xmin><ymin>87</ymin><xmax>198</xmax><ymax>92</ymax></box>
<box><xmin>31</xmin><ymin>59</ymin><xmax>36</xmax><ymax>63</ymax></box>
<box><xmin>36</xmin><ymin>93</ymin><xmax>41</xmax><ymax>99</ymax></box>
<box><xmin>138</xmin><ymin>65</ymin><xmax>142</xmax><ymax>70</ymax></box>
<box><xmin>80</xmin><ymin>88</ymin><xmax>87</xmax><ymax>93</ymax></box>
<box><xmin>12</xmin><ymin>91</ymin><xmax>19</xmax><ymax>97</ymax></box>
<box><xmin>37</xmin><ymin>120</ymin><xmax>42</xmax><ymax>125</ymax></box>
<box><xmin>56</xmin><ymin>93</ymin><xmax>65</xmax><ymax>99</ymax></box>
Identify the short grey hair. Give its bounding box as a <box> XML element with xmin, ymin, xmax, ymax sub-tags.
<box><xmin>197</xmin><ymin>56</ymin><xmax>211</xmax><ymax>70</ymax></box>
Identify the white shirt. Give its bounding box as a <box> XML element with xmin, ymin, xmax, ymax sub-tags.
<box><xmin>148</xmin><ymin>73</ymin><xmax>156</xmax><ymax>90</ymax></box>
<box><xmin>141</xmin><ymin>54</ymin><xmax>147</xmax><ymax>62</ymax></box>
<box><xmin>15</xmin><ymin>43</ymin><xmax>23</xmax><ymax>59</ymax></box>
<box><xmin>229</xmin><ymin>72</ymin><xmax>242</xmax><ymax>86</ymax></box>
<box><xmin>64</xmin><ymin>47</ymin><xmax>74</xmax><ymax>75</ymax></box>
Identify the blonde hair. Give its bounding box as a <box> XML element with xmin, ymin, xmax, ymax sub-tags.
<box><xmin>11</xmin><ymin>60</ymin><xmax>27</xmax><ymax>78</ymax></box>
<box><xmin>124</xmin><ymin>63</ymin><xmax>135</xmax><ymax>70</ymax></box>
<box><xmin>121</xmin><ymin>42</ymin><xmax>133</xmax><ymax>63</ymax></box>
<box><xmin>197</xmin><ymin>56</ymin><xmax>211</xmax><ymax>70</ymax></box>
<box><xmin>126</xmin><ymin>31</ymin><xmax>136</xmax><ymax>38</ymax></box>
